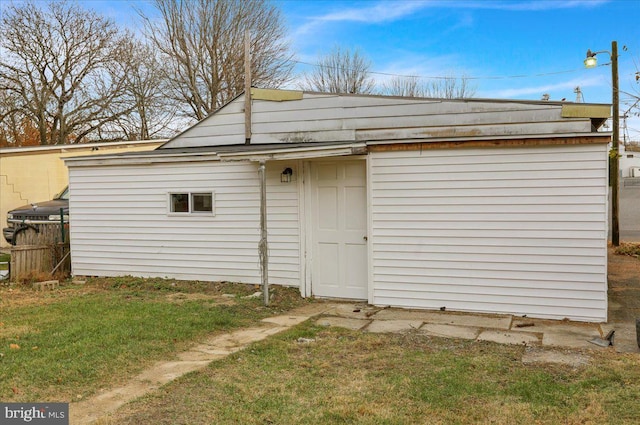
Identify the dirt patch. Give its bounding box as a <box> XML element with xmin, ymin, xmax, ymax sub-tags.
<box><xmin>0</xmin><ymin>284</ymin><xmax>106</xmax><ymax>308</ymax></box>
<box><xmin>608</xmin><ymin>246</ymin><xmax>640</xmax><ymax>323</ymax></box>
<box><xmin>522</xmin><ymin>346</ymin><xmax>592</xmax><ymax>368</ymax></box>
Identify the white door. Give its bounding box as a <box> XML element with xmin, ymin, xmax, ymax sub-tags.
<box><xmin>310</xmin><ymin>160</ymin><xmax>368</xmax><ymax>299</ymax></box>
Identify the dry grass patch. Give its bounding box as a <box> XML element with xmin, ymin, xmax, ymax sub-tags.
<box><xmin>0</xmin><ymin>277</ymin><xmax>306</xmax><ymax>402</ymax></box>
<box><xmin>104</xmin><ymin>324</ymin><xmax>640</xmax><ymax>424</ymax></box>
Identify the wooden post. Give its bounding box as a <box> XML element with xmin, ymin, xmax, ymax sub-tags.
<box><xmin>258</xmin><ymin>161</ymin><xmax>269</xmax><ymax>305</ymax></box>
<box><xmin>611</xmin><ymin>40</ymin><xmax>620</xmax><ymax>246</ymax></box>
<box><xmin>244</xmin><ymin>30</ymin><xmax>252</xmax><ymax>145</ymax></box>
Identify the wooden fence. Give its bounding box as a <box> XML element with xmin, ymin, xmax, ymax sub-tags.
<box><xmin>9</xmin><ymin>223</ymin><xmax>70</xmax><ymax>281</ymax></box>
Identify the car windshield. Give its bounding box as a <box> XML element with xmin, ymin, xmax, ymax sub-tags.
<box><xmin>54</xmin><ymin>186</ymin><xmax>69</xmax><ymax>200</ymax></box>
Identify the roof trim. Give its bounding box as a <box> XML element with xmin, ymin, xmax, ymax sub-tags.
<box><xmin>217</xmin><ymin>142</ymin><xmax>366</xmax><ymax>161</ymax></box>
<box><xmin>63</xmin><ymin>141</ymin><xmax>365</xmax><ymax>167</ymax></box>
<box><xmin>0</xmin><ymin>139</ymin><xmax>166</xmax><ymax>155</ymax></box>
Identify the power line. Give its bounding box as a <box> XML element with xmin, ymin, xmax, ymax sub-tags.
<box><xmin>289</xmin><ymin>53</ymin><xmax>640</xmax><ymax>82</ymax></box>
<box><xmin>289</xmin><ymin>58</ymin><xmax>605</xmax><ymax>81</ymax></box>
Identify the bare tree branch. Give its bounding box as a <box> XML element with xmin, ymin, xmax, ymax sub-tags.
<box><xmin>381</xmin><ymin>74</ymin><xmax>477</xmax><ymax>99</ymax></box>
<box><xmin>140</xmin><ymin>0</ymin><xmax>294</xmax><ymax>121</ymax></box>
<box><xmin>300</xmin><ymin>46</ymin><xmax>375</xmax><ymax>94</ymax></box>
<box><xmin>0</xmin><ymin>0</ymin><xmax>134</xmax><ymax>145</ymax></box>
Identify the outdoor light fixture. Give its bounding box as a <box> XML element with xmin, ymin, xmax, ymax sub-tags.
<box><xmin>281</xmin><ymin>167</ymin><xmax>293</xmax><ymax>183</ymax></box>
<box><xmin>584</xmin><ymin>49</ymin><xmax>598</xmax><ymax>68</ymax></box>
<box><xmin>585</xmin><ymin>41</ymin><xmax>620</xmax><ymax>246</ymax></box>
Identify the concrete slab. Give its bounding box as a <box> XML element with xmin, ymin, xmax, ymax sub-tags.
<box><xmin>477</xmin><ymin>330</ymin><xmax>541</xmax><ymax>346</ymax></box>
<box><xmin>602</xmin><ymin>322</ymin><xmax>640</xmax><ymax>353</ymax></box>
<box><xmin>372</xmin><ymin>309</ymin><xmax>512</xmax><ymax>330</ymax></box>
<box><xmin>373</xmin><ymin>309</ymin><xmax>512</xmax><ymax>330</ymax></box>
<box><xmin>419</xmin><ymin>323</ymin><xmax>480</xmax><ymax>340</ymax></box>
<box><xmin>512</xmin><ymin>319</ymin><xmax>604</xmax><ymax>350</ymax></box>
<box><xmin>316</xmin><ymin>316</ymin><xmax>370</xmax><ymax>331</ymax></box>
<box><xmin>522</xmin><ymin>347</ymin><xmax>591</xmax><ymax>368</ymax></box>
<box><xmin>262</xmin><ymin>315</ymin><xmax>310</xmax><ymax>327</ymax></box>
<box><xmin>365</xmin><ymin>320</ymin><xmax>423</xmax><ymax>333</ymax></box>
<box><xmin>288</xmin><ymin>302</ymin><xmax>342</xmax><ymax>317</ymax></box>
<box><xmin>177</xmin><ymin>349</ymin><xmax>233</xmax><ymax>362</ymax></box>
<box><xmin>321</xmin><ymin>303</ymin><xmax>379</xmax><ymax>320</ymax></box>
<box><xmin>137</xmin><ymin>360</ymin><xmax>210</xmax><ymax>385</ymax></box>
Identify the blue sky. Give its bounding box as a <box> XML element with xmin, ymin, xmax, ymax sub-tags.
<box><xmin>26</xmin><ymin>0</ymin><xmax>640</xmax><ymax>140</ymax></box>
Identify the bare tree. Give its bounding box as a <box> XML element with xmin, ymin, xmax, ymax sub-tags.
<box><xmin>382</xmin><ymin>75</ymin><xmax>477</xmax><ymax>99</ymax></box>
<box><xmin>140</xmin><ymin>0</ymin><xmax>294</xmax><ymax>121</ymax></box>
<box><xmin>108</xmin><ymin>41</ymin><xmax>179</xmax><ymax>140</ymax></box>
<box><xmin>300</xmin><ymin>46</ymin><xmax>375</xmax><ymax>94</ymax></box>
<box><xmin>0</xmin><ymin>1</ymin><xmax>134</xmax><ymax>146</ymax></box>
<box><xmin>381</xmin><ymin>76</ymin><xmax>424</xmax><ymax>97</ymax></box>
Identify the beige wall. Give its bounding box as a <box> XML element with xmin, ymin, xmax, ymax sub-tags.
<box><xmin>0</xmin><ymin>140</ymin><xmax>165</xmax><ymax>247</ymax></box>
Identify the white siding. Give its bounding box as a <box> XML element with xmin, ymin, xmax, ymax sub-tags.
<box><xmin>68</xmin><ymin>160</ymin><xmax>300</xmax><ymax>286</ymax></box>
<box><xmin>161</xmin><ymin>93</ymin><xmax>593</xmax><ymax>148</ymax></box>
<box><xmin>369</xmin><ymin>144</ymin><xmax>608</xmax><ymax>322</ymax></box>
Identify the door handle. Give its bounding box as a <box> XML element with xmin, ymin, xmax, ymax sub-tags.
<box><xmin>363</xmin><ymin>236</ymin><xmax>368</xmax><ymax>241</ymax></box>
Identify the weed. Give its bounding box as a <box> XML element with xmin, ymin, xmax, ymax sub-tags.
<box><xmin>615</xmin><ymin>243</ymin><xmax>640</xmax><ymax>258</ymax></box>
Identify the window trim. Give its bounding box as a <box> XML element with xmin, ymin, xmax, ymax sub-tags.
<box><xmin>167</xmin><ymin>191</ymin><xmax>215</xmax><ymax>216</ymax></box>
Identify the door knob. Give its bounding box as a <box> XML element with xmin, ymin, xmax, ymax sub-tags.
<box><xmin>363</xmin><ymin>236</ymin><xmax>368</xmax><ymax>241</ymax></box>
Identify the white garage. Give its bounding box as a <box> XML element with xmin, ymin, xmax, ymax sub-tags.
<box><xmin>65</xmin><ymin>89</ymin><xmax>611</xmax><ymax>321</ymax></box>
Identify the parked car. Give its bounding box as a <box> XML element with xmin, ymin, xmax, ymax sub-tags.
<box><xmin>3</xmin><ymin>186</ymin><xmax>69</xmax><ymax>245</ymax></box>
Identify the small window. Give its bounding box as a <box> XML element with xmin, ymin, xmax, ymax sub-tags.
<box><xmin>169</xmin><ymin>191</ymin><xmax>214</xmax><ymax>215</ymax></box>
<box><xmin>192</xmin><ymin>193</ymin><xmax>213</xmax><ymax>213</ymax></box>
<box><xmin>170</xmin><ymin>193</ymin><xmax>189</xmax><ymax>213</ymax></box>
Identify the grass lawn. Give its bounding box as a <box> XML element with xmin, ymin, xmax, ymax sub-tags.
<box><xmin>0</xmin><ymin>277</ymin><xmax>305</xmax><ymax>402</ymax></box>
<box><xmin>104</xmin><ymin>323</ymin><xmax>640</xmax><ymax>425</ymax></box>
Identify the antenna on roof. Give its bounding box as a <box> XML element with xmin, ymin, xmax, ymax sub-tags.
<box><xmin>574</xmin><ymin>86</ymin><xmax>584</xmax><ymax>103</ymax></box>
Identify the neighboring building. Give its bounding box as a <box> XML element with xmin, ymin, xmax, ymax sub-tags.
<box><xmin>620</xmin><ymin>142</ymin><xmax>640</xmax><ymax>177</ymax></box>
<box><xmin>0</xmin><ymin>140</ymin><xmax>165</xmax><ymax>247</ymax></box>
<box><xmin>65</xmin><ymin>90</ymin><xmax>611</xmax><ymax>322</ymax></box>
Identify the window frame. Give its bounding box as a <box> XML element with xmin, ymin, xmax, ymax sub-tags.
<box><xmin>168</xmin><ymin>191</ymin><xmax>215</xmax><ymax>216</ymax></box>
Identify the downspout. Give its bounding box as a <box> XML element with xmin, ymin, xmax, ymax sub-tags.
<box><xmin>258</xmin><ymin>161</ymin><xmax>269</xmax><ymax>305</ymax></box>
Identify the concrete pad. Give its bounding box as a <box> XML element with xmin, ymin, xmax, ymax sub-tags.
<box><xmin>522</xmin><ymin>347</ymin><xmax>591</xmax><ymax>368</ymax></box>
<box><xmin>316</xmin><ymin>316</ymin><xmax>370</xmax><ymax>331</ymax></box>
<box><xmin>322</xmin><ymin>303</ymin><xmax>379</xmax><ymax>319</ymax></box>
<box><xmin>420</xmin><ymin>323</ymin><xmax>480</xmax><ymax>340</ymax></box>
<box><xmin>288</xmin><ymin>302</ymin><xmax>341</xmax><ymax>316</ymax></box>
<box><xmin>477</xmin><ymin>330</ymin><xmax>540</xmax><ymax>346</ymax></box>
<box><xmin>177</xmin><ymin>350</ymin><xmax>232</xmax><ymax>362</ymax></box>
<box><xmin>136</xmin><ymin>360</ymin><xmax>210</xmax><ymax>385</ymax></box>
<box><xmin>511</xmin><ymin>318</ymin><xmax>601</xmax><ymax>350</ymax></box>
<box><xmin>365</xmin><ymin>320</ymin><xmax>423</xmax><ymax>333</ymax></box>
<box><xmin>262</xmin><ymin>315</ymin><xmax>310</xmax><ymax>327</ymax></box>
<box><xmin>603</xmin><ymin>322</ymin><xmax>640</xmax><ymax>353</ymax></box>
<box><xmin>373</xmin><ymin>309</ymin><xmax>512</xmax><ymax>329</ymax></box>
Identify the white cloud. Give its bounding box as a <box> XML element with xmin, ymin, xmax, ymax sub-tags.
<box><xmin>485</xmin><ymin>76</ymin><xmax>604</xmax><ymax>99</ymax></box>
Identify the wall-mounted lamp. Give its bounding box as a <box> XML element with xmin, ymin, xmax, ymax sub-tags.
<box><xmin>281</xmin><ymin>167</ymin><xmax>293</xmax><ymax>183</ymax></box>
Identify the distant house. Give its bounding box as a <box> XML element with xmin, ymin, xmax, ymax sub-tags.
<box><xmin>64</xmin><ymin>90</ymin><xmax>611</xmax><ymax>322</ymax></box>
<box><xmin>0</xmin><ymin>140</ymin><xmax>165</xmax><ymax>248</ymax></box>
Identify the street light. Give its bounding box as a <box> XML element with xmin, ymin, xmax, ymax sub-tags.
<box><xmin>585</xmin><ymin>41</ymin><xmax>620</xmax><ymax>246</ymax></box>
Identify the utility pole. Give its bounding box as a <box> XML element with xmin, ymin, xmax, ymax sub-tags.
<box><xmin>611</xmin><ymin>40</ymin><xmax>620</xmax><ymax>246</ymax></box>
<box><xmin>585</xmin><ymin>40</ymin><xmax>620</xmax><ymax>246</ymax></box>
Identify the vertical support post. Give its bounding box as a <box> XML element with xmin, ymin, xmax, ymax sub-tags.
<box><xmin>611</xmin><ymin>40</ymin><xmax>620</xmax><ymax>246</ymax></box>
<box><xmin>258</xmin><ymin>161</ymin><xmax>269</xmax><ymax>306</ymax></box>
<box><xmin>59</xmin><ymin>207</ymin><xmax>65</xmax><ymax>243</ymax></box>
<box><xmin>244</xmin><ymin>30</ymin><xmax>252</xmax><ymax>145</ymax></box>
